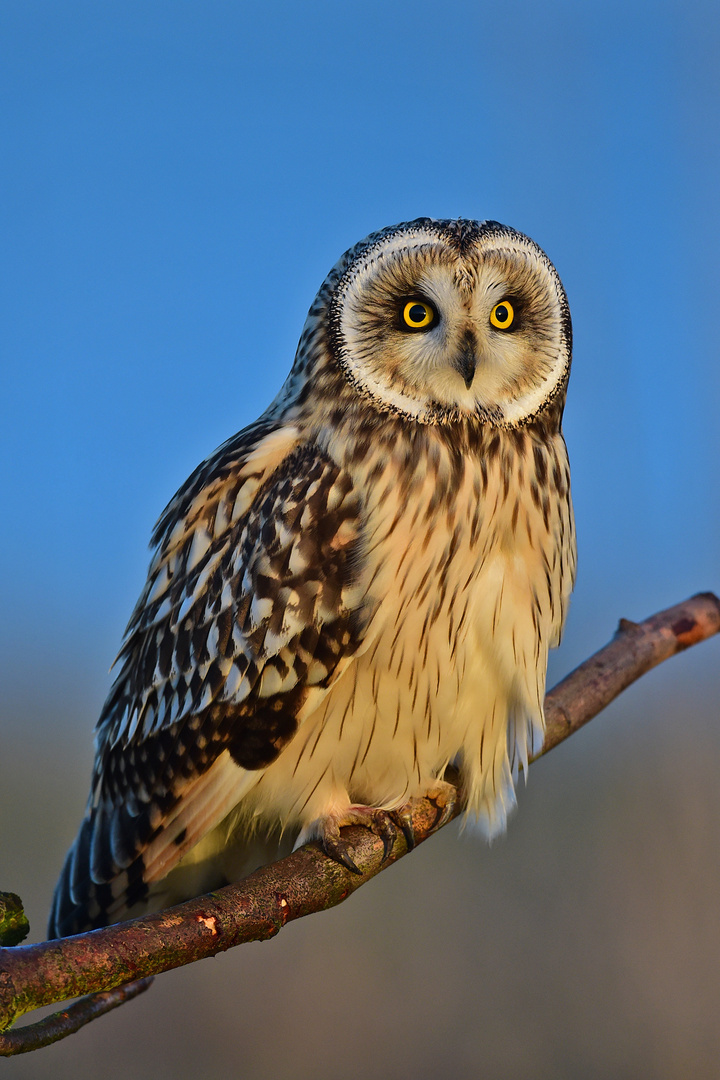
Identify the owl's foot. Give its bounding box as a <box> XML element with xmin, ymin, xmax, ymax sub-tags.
<box><xmin>319</xmin><ymin>806</ymin><xmax>401</xmax><ymax>874</ymax></box>
<box><xmin>316</xmin><ymin>781</ymin><xmax>459</xmax><ymax>874</ymax></box>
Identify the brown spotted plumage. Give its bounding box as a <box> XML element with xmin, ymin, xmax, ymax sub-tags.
<box><xmin>50</xmin><ymin>219</ymin><xmax>575</xmax><ymax>937</ymax></box>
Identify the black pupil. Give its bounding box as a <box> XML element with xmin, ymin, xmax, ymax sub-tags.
<box><xmin>495</xmin><ymin>304</ymin><xmax>509</xmax><ymax>323</ymax></box>
<box><xmin>408</xmin><ymin>304</ymin><xmax>428</xmax><ymax>324</ymax></box>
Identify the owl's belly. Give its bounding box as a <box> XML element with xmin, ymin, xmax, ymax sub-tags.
<box><xmin>243</xmin><ymin>539</ymin><xmax>548</xmax><ymax>841</ymax></box>
<box><xmin>233</xmin><ymin>431</ymin><xmax>568</xmax><ymax>842</ymax></box>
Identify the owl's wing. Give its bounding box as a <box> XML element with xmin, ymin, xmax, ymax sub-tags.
<box><xmin>49</xmin><ymin>423</ymin><xmax>368</xmax><ymax>936</ymax></box>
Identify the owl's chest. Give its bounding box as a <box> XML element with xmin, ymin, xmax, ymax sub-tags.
<box><xmin>349</xmin><ymin>445</ymin><xmax>546</xmax><ymax>722</ymax></box>
<box><xmin>358</xmin><ymin>445</ymin><xmax>530</xmax><ymax>635</ymax></box>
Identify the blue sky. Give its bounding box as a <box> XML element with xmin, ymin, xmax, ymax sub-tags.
<box><xmin>2</xmin><ymin>1</ymin><xmax>718</xmax><ymax>716</ymax></box>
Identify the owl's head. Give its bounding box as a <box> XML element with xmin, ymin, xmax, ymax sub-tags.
<box><xmin>311</xmin><ymin>218</ymin><xmax>571</xmax><ymax>428</ymax></box>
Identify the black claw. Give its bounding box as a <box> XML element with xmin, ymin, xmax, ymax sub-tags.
<box><xmin>430</xmin><ymin>795</ymin><xmax>457</xmax><ymax>831</ymax></box>
<box><xmin>389</xmin><ymin>807</ymin><xmax>416</xmax><ymax>851</ymax></box>
<box><xmin>376</xmin><ymin>817</ymin><xmax>398</xmax><ymax>863</ymax></box>
<box><xmin>339</xmin><ymin>850</ymin><xmax>362</xmax><ymax>875</ymax></box>
<box><xmin>323</xmin><ymin>838</ymin><xmax>362</xmax><ymax>875</ymax></box>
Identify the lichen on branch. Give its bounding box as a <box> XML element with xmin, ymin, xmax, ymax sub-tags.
<box><xmin>0</xmin><ymin>894</ymin><xmax>29</xmax><ymax>949</ymax></box>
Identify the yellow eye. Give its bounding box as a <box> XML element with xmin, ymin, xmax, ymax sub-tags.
<box><xmin>402</xmin><ymin>300</ymin><xmax>435</xmax><ymax>329</ymax></box>
<box><xmin>490</xmin><ymin>299</ymin><xmax>515</xmax><ymax>330</ymax></box>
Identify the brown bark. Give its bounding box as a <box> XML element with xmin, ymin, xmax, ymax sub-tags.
<box><xmin>1</xmin><ymin>591</ymin><xmax>718</xmax><ymax>1055</ymax></box>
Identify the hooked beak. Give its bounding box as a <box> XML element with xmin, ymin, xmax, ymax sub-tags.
<box><xmin>452</xmin><ymin>334</ymin><xmax>478</xmax><ymax>390</ymax></box>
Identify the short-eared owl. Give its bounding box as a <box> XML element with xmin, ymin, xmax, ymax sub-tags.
<box><xmin>50</xmin><ymin>218</ymin><xmax>575</xmax><ymax>937</ymax></box>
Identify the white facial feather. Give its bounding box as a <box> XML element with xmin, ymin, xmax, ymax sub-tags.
<box><xmin>331</xmin><ymin>222</ymin><xmax>570</xmax><ymax>425</ymax></box>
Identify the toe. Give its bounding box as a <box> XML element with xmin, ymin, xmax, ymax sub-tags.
<box><xmin>426</xmin><ymin>780</ymin><xmax>459</xmax><ymax>830</ymax></box>
<box><xmin>389</xmin><ymin>805</ymin><xmax>416</xmax><ymax>850</ymax></box>
<box><xmin>368</xmin><ymin>810</ymin><xmax>399</xmax><ymax>863</ymax></box>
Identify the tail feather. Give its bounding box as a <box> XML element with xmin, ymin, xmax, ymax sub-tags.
<box><xmin>48</xmin><ymin>751</ymin><xmax>253</xmax><ymax>938</ymax></box>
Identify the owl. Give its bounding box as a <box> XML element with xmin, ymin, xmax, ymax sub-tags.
<box><xmin>49</xmin><ymin>218</ymin><xmax>575</xmax><ymax>938</ymax></box>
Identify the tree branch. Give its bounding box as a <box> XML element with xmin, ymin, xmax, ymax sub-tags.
<box><xmin>0</xmin><ymin>979</ymin><xmax>154</xmax><ymax>1056</ymax></box>
<box><xmin>1</xmin><ymin>591</ymin><xmax>718</xmax><ymax>1055</ymax></box>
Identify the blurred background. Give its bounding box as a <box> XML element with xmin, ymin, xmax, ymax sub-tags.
<box><xmin>2</xmin><ymin>1</ymin><xmax>719</xmax><ymax>1076</ymax></box>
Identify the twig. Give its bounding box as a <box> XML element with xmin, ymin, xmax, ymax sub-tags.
<box><xmin>1</xmin><ymin>591</ymin><xmax>718</xmax><ymax>1055</ymax></box>
<box><xmin>541</xmin><ymin>591</ymin><xmax>720</xmax><ymax>754</ymax></box>
<box><xmin>0</xmin><ymin>979</ymin><xmax>153</xmax><ymax>1055</ymax></box>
